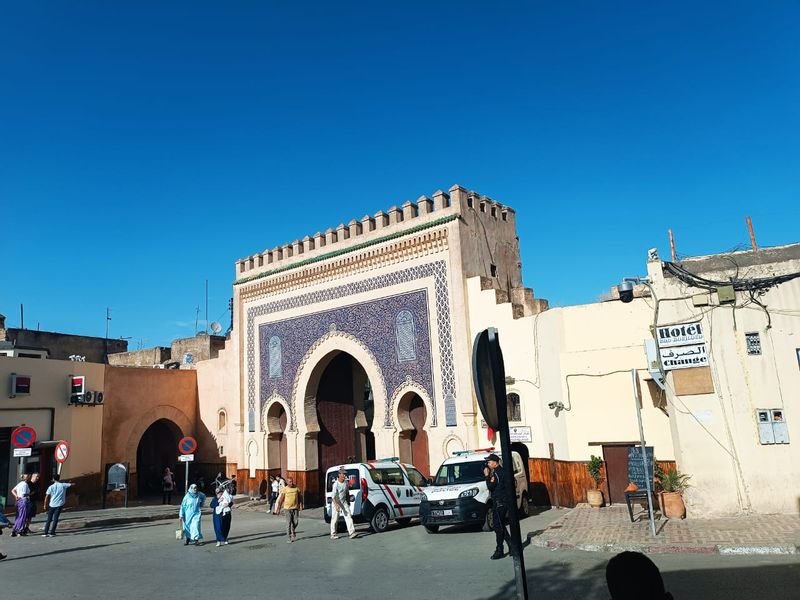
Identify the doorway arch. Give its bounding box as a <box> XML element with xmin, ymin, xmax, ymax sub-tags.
<box><xmin>511</xmin><ymin>442</ymin><xmax>531</xmax><ymax>493</ymax></box>
<box><xmin>397</xmin><ymin>391</ymin><xmax>430</xmax><ymax>477</ymax></box>
<box><xmin>136</xmin><ymin>418</ymin><xmax>182</xmax><ymax>498</ymax></box>
<box><xmin>265</xmin><ymin>400</ymin><xmax>289</xmax><ymax>476</ymax></box>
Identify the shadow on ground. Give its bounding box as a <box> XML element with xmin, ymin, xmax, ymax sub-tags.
<box><xmin>478</xmin><ymin>560</ymin><xmax>800</xmax><ymax>600</ymax></box>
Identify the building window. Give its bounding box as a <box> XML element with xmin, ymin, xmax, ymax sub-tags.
<box><xmin>269</xmin><ymin>336</ymin><xmax>282</xmax><ymax>378</ymax></box>
<box><xmin>218</xmin><ymin>410</ymin><xmax>227</xmax><ymax>432</ymax></box>
<box><xmin>395</xmin><ymin>310</ymin><xmax>417</xmax><ymax>363</ymax></box>
<box><xmin>507</xmin><ymin>393</ymin><xmax>521</xmax><ymax>422</ymax></box>
<box><xmin>745</xmin><ymin>332</ymin><xmax>761</xmax><ymax>355</ymax></box>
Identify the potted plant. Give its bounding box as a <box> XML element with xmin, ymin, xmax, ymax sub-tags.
<box><xmin>586</xmin><ymin>455</ymin><xmax>604</xmax><ymax>508</ymax></box>
<box><xmin>657</xmin><ymin>466</ymin><xmax>691</xmax><ymax>519</ymax></box>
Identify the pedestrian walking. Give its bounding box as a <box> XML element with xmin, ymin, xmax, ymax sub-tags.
<box><xmin>273</xmin><ymin>476</ymin><xmax>303</xmax><ymax>543</ymax></box>
<box><xmin>210</xmin><ymin>486</ymin><xmax>233</xmax><ymax>547</ymax></box>
<box><xmin>329</xmin><ymin>469</ymin><xmax>357</xmax><ymax>540</ymax></box>
<box><xmin>484</xmin><ymin>453</ymin><xmax>512</xmax><ymax>560</ymax></box>
<box><xmin>179</xmin><ymin>483</ymin><xmax>206</xmax><ymax>546</ymax></box>
<box><xmin>162</xmin><ymin>468</ymin><xmax>176</xmax><ymax>504</ymax></box>
<box><xmin>42</xmin><ymin>474</ymin><xmax>73</xmax><ymax>537</ymax></box>
<box><xmin>24</xmin><ymin>472</ymin><xmax>40</xmax><ymax>533</ymax></box>
<box><xmin>10</xmin><ymin>474</ymin><xmax>31</xmax><ymax>537</ymax></box>
<box><xmin>269</xmin><ymin>476</ymin><xmax>279</xmax><ymax>513</ymax></box>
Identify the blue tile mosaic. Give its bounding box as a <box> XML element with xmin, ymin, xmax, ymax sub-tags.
<box><xmin>245</xmin><ymin>260</ymin><xmax>457</xmax><ymax>431</ymax></box>
<box><xmin>259</xmin><ymin>290</ymin><xmax>433</xmax><ymax>428</ymax></box>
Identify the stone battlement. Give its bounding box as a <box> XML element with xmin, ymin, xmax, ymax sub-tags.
<box><xmin>235</xmin><ymin>184</ymin><xmax>516</xmax><ymax>279</ymax></box>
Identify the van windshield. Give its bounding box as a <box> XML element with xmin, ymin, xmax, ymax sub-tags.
<box><xmin>433</xmin><ymin>461</ymin><xmax>485</xmax><ymax>485</ymax></box>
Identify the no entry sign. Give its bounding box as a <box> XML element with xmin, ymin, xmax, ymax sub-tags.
<box><xmin>11</xmin><ymin>426</ymin><xmax>36</xmax><ymax>449</ymax></box>
<box><xmin>178</xmin><ymin>436</ymin><xmax>197</xmax><ymax>455</ymax></box>
<box><xmin>55</xmin><ymin>440</ymin><xmax>70</xmax><ymax>464</ymax></box>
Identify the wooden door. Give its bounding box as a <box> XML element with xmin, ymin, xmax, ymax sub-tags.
<box><xmin>602</xmin><ymin>445</ymin><xmax>632</xmax><ymax>504</ymax></box>
<box><xmin>317</xmin><ymin>353</ymin><xmax>356</xmax><ymax>476</ymax></box>
<box><xmin>408</xmin><ymin>396</ymin><xmax>429</xmax><ymax>477</ymax></box>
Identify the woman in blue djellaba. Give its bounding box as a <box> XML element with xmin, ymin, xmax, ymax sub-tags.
<box><xmin>179</xmin><ymin>483</ymin><xmax>206</xmax><ymax>546</ymax></box>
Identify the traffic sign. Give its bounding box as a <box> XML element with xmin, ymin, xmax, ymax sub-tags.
<box><xmin>178</xmin><ymin>436</ymin><xmax>197</xmax><ymax>455</ymax></box>
<box><xmin>178</xmin><ymin>454</ymin><xmax>194</xmax><ymax>462</ymax></box>
<box><xmin>13</xmin><ymin>448</ymin><xmax>32</xmax><ymax>458</ymax></box>
<box><xmin>11</xmin><ymin>426</ymin><xmax>36</xmax><ymax>449</ymax></box>
<box><xmin>55</xmin><ymin>440</ymin><xmax>70</xmax><ymax>464</ymax></box>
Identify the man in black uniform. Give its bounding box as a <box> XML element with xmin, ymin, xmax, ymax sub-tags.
<box><xmin>484</xmin><ymin>453</ymin><xmax>512</xmax><ymax>560</ymax></box>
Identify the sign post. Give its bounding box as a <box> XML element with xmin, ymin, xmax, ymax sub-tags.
<box><xmin>631</xmin><ymin>369</ymin><xmax>657</xmax><ymax>537</ymax></box>
<box><xmin>11</xmin><ymin>426</ymin><xmax>36</xmax><ymax>481</ymax></box>
<box><xmin>472</xmin><ymin>328</ymin><xmax>528</xmax><ymax>600</ymax></box>
<box><xmin>54</xmin><ymin>440</ymin><xmax>70</xmax><ymax>475</ymax></box>
<box><xmin>178</xmin><ymin>436</ymin><xmax>198</xmax><ymax>493</ymax></box>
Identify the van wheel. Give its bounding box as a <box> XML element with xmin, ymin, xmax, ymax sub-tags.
<box><xmin>482</xmin><ymin>509</ymin><xmax>494</xmax><ymax>532</ymax></box>
<box><xmin>519</xmin><ymin>493</ymin><xmax>530</xmax><ymax>518</ymax></box>
<box><xmin>370</xmin><ymin>507</ymin><xmax>389</xmax><ymax>533</ymax></box>
<box><xmin>424</xmin><ymin>525</ymin><xmax>439</xmax><ymax>534</ymax></box>
<box><xmin>396</xmin><ymin>517</ymin><xmax>412</xmax><ymax>527</ymax></box>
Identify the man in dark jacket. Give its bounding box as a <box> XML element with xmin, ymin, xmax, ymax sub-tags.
<box><xmin>484</xmin><ymin>453</ymin><xmax>512</xmax><ymax>560</ymax></box>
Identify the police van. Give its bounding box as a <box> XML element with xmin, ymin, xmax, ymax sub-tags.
<box><xmin>323</xmin><ymin>458</ymin><xmax>429</xmax><ymax>533</ymax></box>
<box><xmin>419</xmin><ymin>448</ymin><xmax>529</xmax><ymax>533</ymax></box>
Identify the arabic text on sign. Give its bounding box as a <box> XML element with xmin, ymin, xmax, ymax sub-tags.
<box><xmin>178</xmin><ymin>454</ymin><xmax>195</xmax><ymax>462</ymax></box>
<box><xmin>14</xmin><ymin>448</ymin><xmax>32</xmax><ymax>457</ymax></box>
<box><xmin>659</xmin><ymin>343</ymin><xmax>709</xmax><ymax>370</ymax></box>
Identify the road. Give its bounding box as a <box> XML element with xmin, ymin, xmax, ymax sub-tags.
<box><xmin>2</xmin><ymin>507</ymin><xmax>797</xmax><ymax>599</ymax></box>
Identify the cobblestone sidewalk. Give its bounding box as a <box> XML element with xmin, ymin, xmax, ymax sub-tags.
<box><xmin>528</xmin><ymin>504</ymin><xmax>800</xmax><ymax>555</ymax></box>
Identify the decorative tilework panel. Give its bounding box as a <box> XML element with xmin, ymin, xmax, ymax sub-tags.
<box><xmin>245</xmin><ymin>260</ymin><xmax>457</xmax><ymax>431</ymax></box>
<box><xmin>259</xmin><ymin>291</ymin><xmax>433</xmax><ymax>428</ymax></box>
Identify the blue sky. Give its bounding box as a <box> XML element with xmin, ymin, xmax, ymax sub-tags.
<box><xmin>2</xmin><ymin>2</ymin><xmax>798</xmax><ymax>348</ymax></box>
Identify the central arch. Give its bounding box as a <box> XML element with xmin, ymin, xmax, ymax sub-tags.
<box><xmin>294</xmin><ymin>331</ymin><xmax>388</xmax><ymax>505</ymax></box>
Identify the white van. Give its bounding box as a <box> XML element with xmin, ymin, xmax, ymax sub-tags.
<box><xmin>323</xmin><ymin>458</ymin><xmax>429</xmax><ymax>533</ymax></box>
<box><xmin>419</xmin><ymin>449</ymin><xmax>529</xmax><ymax>533</ymax></box>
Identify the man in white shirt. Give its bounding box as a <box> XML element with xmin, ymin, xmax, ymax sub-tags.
<box><xmin>330</xmin><ymin>469</ymin><xmax>357</xmax><ymax>540</ymax></box>
<box><xmin>42</xmin><ymin>474</ymin><xmax>73</xmax><ymax>537</ymax></box>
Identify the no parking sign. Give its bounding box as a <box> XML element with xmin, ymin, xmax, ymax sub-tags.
<box><xmin>55</xmin><ymin>440</ymin><xmax>70</xmax><ymax>463</ymax></box>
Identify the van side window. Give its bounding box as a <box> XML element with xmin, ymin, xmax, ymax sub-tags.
<box><xmin>405</xmin><ymin>467</ymin><xmax>428</xmax><ymax>487</ymax></box>
<box><xmin>373</xmin><ymin>468</ymin><xmax>404</xmax><ymax>486</ymax></box>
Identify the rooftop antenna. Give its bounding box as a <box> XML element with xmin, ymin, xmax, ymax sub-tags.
<box><xmin>195</xmin><ymin>306</ymin><xmax>200</xmax><ymax>333</ymax></box>
<box><xmin>20</xmin><ymin>303</ymin><xmax>24</xmax><ymax>329</ymax></box>
<box><xmin>205</xmin><ymin>279</ymin><xmax>209</xmax><ymax>334</ymax></box>
<box><xmin>210</xmin><ymin>321</ymin><xmax>222</xmax><ymax>335</ymax></box>
<box><xmin>746</xmin><ymin>216</ymin><xmax>758</xmax><ymax>251</ymax></box>
<box><xmin>105</xmin><ymin>307</ymin><xmax>111</xmax><ymax>338</ymax></box>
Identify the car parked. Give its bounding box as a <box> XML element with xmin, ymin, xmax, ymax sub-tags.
<box><xmin>323</xmin><ymin>458</ymin><xmax>429</xmax><ymax>533</ymax></box>
<box><xmin>419</xmin><ymin>448</ymin><xmax>529</xmax><ymax>533</ymax></box>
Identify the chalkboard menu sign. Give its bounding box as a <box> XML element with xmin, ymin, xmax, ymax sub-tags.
<box><xmin>627</xmin><ymin>446</ymin><xmax>654</xmax><ymax>489</ymax></box>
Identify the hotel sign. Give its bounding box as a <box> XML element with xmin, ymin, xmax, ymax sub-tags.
<box><xmin>657</xmin><ymin>321</ymin><xmax>704</xmax><ymax>347</ymax></box>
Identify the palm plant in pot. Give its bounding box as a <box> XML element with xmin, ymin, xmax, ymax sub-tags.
<box><xmin>656</xmin><ymin>466</ymin><xmax>691</xmax><ymax>519</ymax></box>
<box><xmin>586</xmin><ymin>455</ymin><xmax>604</xmax><ymax>508</ymax></box>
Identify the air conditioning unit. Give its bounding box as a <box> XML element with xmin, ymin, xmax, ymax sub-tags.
<box><xmin>84</xmin><ymin>391</ymin><xmax>94</xmax><ymax>404</ymax></box>
<box><xmin>94</xmin><ymin>392</ymin><xmax>104</xmax><ymax>404</ymax></box>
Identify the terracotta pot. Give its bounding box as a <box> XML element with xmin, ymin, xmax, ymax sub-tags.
<box><xmin>661</xmin><ymin>491</ymin><xmax>686</xmax><ymax>519</ymax></box>
<box><xmin>586</xmin><ymin>488</ymin><xmax>603</xmax><ymax>508</ymax></box>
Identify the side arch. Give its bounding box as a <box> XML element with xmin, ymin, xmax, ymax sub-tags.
<box><xmin>125</xmin><ymin>405</ymin><xmax>193</xmax><ymax>473</ymax></box>
<box><xmin>389</xmin><ymin>381</ymin><xmax>434</xmax><ymax>432</ymax></box>
<box><xmin>261</xmin><ymin>393</ymin><xmax>292</xmax><ymax>433</ymax></box>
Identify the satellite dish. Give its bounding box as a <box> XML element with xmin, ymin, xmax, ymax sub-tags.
<box><xmin>210</xmin><ymin>321</ymin><xmax>222</xmax><ymax>334</ymax></box>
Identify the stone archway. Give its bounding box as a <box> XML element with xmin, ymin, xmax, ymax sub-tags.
<box><xmin>396</xmin><ymin>390</ymin><xmax>431</xmax><ymax>477</ymax></box>
<box><xmin>292</xmin><ymin>332</ymin><xmax>387</xmax><ymax>505</ymax></box>
<box><xmin>124</xmin><ymin>405</ymin><xmax>193</xmax><ymax>499</ymax></box>
<box><xmin>264</xmin><ymin>399</ymin><xmax>289</xmax><ymax>476</ymax></box>
<box><xmin>136</xmin><ymin>419</ymin><xmax>182</xmax><ymax>498</ymax></box>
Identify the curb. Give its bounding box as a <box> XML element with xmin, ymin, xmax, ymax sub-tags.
<box><xmin>531</xmin><ymin>535</ymin><xmax>797</xmax><ymax>556</ymax></box>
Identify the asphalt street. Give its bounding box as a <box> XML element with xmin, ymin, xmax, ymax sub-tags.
<box><xmin>2</xmin><ymin>507</ymin><xmax>798</xmax><ymax>599</ymax></box>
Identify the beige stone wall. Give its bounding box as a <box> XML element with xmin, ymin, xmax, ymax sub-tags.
<box><xmin>646</xmin><ymin>245</ymin><xmax>800</xmax><ymax>516</ymax></box>
<box><xmin>108</xmin><ymin>347</ymin><xmax>170</xmax><ymax>367</ymax></box>
<box><xmin>465</xmin><ymin>276</ymin><xmax>675</xmax><ymax>465</ymax></box>
<box><xmin>196</xmin><ymin>336</ymin><xmax>241</xmax><ymax>467</ymax></box>
<box><xmin>0</xmin><ymin>356</ymin><xmax>105</xmax><ymax>492</ymax></box>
